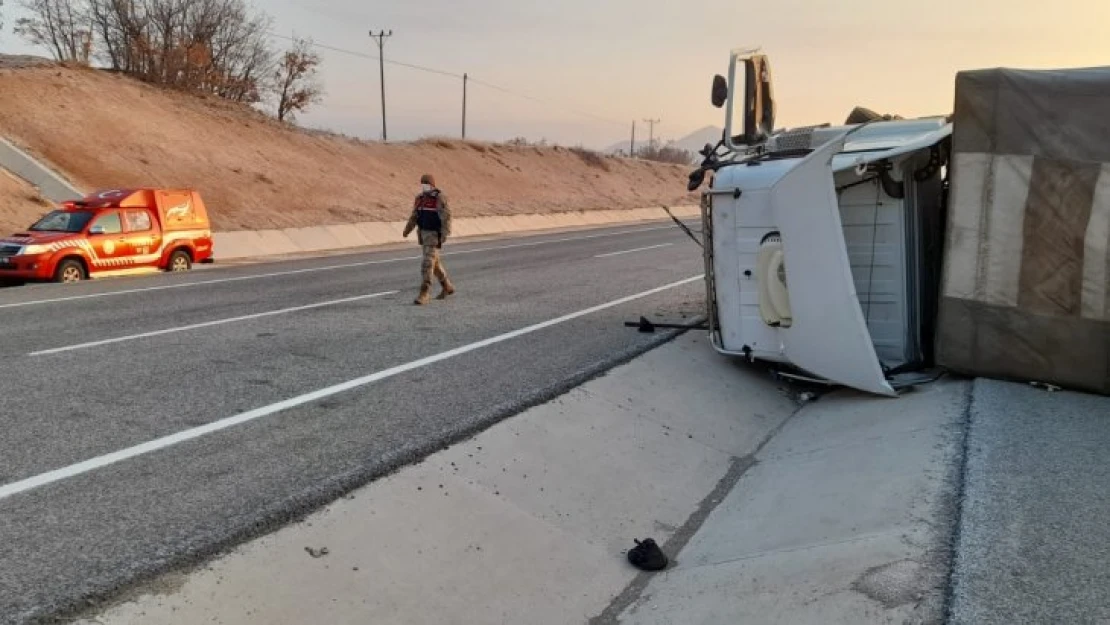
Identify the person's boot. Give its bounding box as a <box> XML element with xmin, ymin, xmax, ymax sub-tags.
<box><xmin>436</xmin><ymin>279</ymin><xmax>456</xmax><ymax>300</ymax></box>
<box><xmin>413</xmin><ymin>286</ymin><xmax>431</xmax><ymax>305</ymax></box>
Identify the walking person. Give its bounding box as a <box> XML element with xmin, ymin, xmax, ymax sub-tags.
<box><xmin>403</xmin><ymin>174</ymin><xmax>455</xmax><ymax>305</ymax></box>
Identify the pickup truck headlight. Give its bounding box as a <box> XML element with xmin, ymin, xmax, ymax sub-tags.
<box><xmin>19</xmin><ymin>244</ymin><xmax>51</xmax><ymax>256</ymax></box>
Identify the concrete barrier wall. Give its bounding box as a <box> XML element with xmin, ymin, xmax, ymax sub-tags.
<box><xmin>214</xmin><ymin>205</ymin><xmax>699</xmax><ymax>261</ymax></box>
<box><xmin>0</xmin><ymin>137</ymin><xmax>84</xmax><ymax>202</ymax></box>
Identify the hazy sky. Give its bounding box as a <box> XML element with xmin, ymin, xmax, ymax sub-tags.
<box><xmin>3</xmin><ymin>0</ymin><xmax>1110</xmax><ymax>148</ymax></box>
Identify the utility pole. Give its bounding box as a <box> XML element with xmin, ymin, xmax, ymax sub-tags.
<box><xmin>462</xmin><ymin>73</ymin><xmax>468</xmax><ymax>139</ymax></box>
<box><xmin>642</xmin><ymin>118</ymin><xmax>660</xmax><ymax>151</ymax></box>
<box><xmin>630</xmin><ymin>120</ymin><xmax>636</xmax><ymax>157</ymax></box>
<box><xmin>369</xmin><ymin>29</ymin><xmax>393</xmax><ymax>141</ymax></box>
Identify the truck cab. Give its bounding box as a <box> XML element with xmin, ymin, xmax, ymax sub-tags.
<box><xmin>694</xmin><ymin>49</ymin><xmax>951</xmax><ymax>396</ymax></box>
<box><xmin>0</xmin><ymin>188</ymin><xmax>213</xmax><ymax>283</ymax></box>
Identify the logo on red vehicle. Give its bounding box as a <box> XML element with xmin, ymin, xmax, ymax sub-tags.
<box><xmin>166</xmin><ymin>202</ymin><xmax>191</xmax><ymax>218</ymax></box>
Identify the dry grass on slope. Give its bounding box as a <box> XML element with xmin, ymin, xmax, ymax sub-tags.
<box><xmin>0</xmin><ymin>60</ymin><xmax>694</xmax><ymax>232</ymax></box>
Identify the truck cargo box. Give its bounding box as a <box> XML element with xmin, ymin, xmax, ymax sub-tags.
<box><xmin>937</xmin><ymin>67</ymin><xmax>1110</xmax><ymax>395</ymax></box>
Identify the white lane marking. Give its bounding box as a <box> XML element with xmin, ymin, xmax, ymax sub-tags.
<box><xmin>0</xmin><ymin>275</ymin><xmax>703</xmax><ymax>502</ymax></box>
<box><xmin>594</xmin><ymin>243</ymin><xmax>674</xmax><ymax>258</ymax></box>
<box><xmin>28</xmin><ymin>290</ymin><xmax>398</xmax><ymax>356</ymax></box>
<box><xmin>0</xmin><ymin>223</ymin><xmax>686</xmax><ymax>310</ymax></box>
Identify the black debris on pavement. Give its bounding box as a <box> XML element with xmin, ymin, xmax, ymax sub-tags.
<box><xmin>627</xmin><ymin>538</ymin><xmax>668</xmax><ymax>572</ymax></box>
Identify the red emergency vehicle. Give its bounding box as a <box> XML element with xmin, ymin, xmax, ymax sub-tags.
<box><xmin>0</xmin><ymin>188</ymin><xmax>214</xmax><ymax>283</ymax></box>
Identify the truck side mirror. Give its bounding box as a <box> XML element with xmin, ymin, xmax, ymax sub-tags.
<box><xmin>711</xmin><ymin>75</ymin><xmax>728</xmax><ymax>108</ymax></box>
<box><xmin>743</xmin><ymin>55</ymin><xmax>776</xmax><ymax>142</ymax></box>
<box><xmin>722</xmin><ymin>48</ymin><xmax>777</xmax><ymax>150</ymax></box>
<box><xmin>89</xmin><ymin>225</ymin><xmax>105</xmax><ymax>235</ymax></box>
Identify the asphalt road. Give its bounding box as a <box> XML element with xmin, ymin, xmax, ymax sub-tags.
<box><xmin>950</xmin><ymin>379</ymin><xmax>1110</xmax><ymax>624</ymax></box>
<box><xmin>0</xmin><ymin>222</ymin><xmax>706</xmax><ymax>624</ymax></box>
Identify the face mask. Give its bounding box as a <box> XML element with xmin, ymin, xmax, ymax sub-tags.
<box><xmin>421</xmin><ymin>184</ymin><xmax>433</xmax><ymax>193</ymax></box>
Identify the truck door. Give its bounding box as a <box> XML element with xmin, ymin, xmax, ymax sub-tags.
<box><xmin>769</xmin><ymin>129</ymin><xmax>896</xmax><ymax>397</ymax></box>
<box><xmin>86</xmin><ymin>210</ymin><xmax>129</xmax><ymax>271</ymax></box>
<box><xmin>122</xmin><ymin>208</ymin><xmax>162</xmax><ymax>267</ymax></box>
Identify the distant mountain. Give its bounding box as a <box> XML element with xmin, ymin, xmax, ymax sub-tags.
<box><xmin>604</xmin><ymin>125</ymin><xmax>723</xmax><ymax>156</ymax></box>
<box><xmin>670</xmin><ymin>125</ymin><xmax>724</xmax><ymax>154</ymax></box>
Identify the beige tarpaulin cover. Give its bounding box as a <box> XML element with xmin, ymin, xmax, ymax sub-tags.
<box><xmin>937</xmin><ymin>67</ymin><xmax>1110</xmax><ymax>395</ymax></box>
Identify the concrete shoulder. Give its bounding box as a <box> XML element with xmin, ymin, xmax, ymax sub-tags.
<box><xmin>74</xmin><ymin>333</ymin><xmax>798</xmax><ymax>625</ymax></box>
<box><xmin>611</xmin><ymin>377</ymin><xmax>971</xmax><ymax>625</ymax></box>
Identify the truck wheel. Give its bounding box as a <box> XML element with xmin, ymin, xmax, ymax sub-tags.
<box><xmin>54</xmin><ymin>259</ymin><xmax>86</xmax><ymax>283</ymax></box>
<box><xmin>168</xmin><ymin>250</ymin><xmax>192</xmax><ymax>273</ymax></box>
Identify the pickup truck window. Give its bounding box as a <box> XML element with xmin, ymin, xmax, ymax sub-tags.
<box><xmin>90</xmin><ymin>212</ymin><xmax>123</xmax><ymax>235</ymax></box>
<box><xmin>125</xmin><ymin>210</ymin><xmax>153</xmax><ymax>232</ymax></box>
<box><xmin>30</xmin><ymin>211</ymin><xmax>95</xmax><ymax>233</ymax></box>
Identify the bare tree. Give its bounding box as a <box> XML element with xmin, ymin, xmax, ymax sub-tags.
<box><xmin>86</xmin><ymin>0</ymin><xmax>134</xmax><ymax>72</ymax></box>
<box><xmin>206</xmin><ymin>3</ymin><xmax>272</xmax><ymax>103</ymax></box>
<box><xmin>640</xmin><ymin>142</ymin><xmax>696</xmax><ymax>165</ymax></box>
<box><xmin>16</xmin><ymin>0</ymin><xmax>279</xmax><ymax>107</ymax></box>
<box><xmin>272</xmin><ymin>37</ymin><xmax>322</xmax><ymax>122</ymax></box>
<box><xmin>14</xmin><ymin>0</ymin><xmax>90</xmax><ymax>63</ymax></box>
<box><xmin>82</xmin><ymin>0</ymin><xmax>273</xmax><ymax>102</ymax></box>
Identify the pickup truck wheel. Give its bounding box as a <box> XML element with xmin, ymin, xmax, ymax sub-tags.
<box><xmin>168</xmin><ymin>250</ymin><xmax>192</xmax><ymax>273</ymax></box>
<box><xmin>55</xmin><ymin>259</ymin><xmax>86</xmax><ymax>283</ymax></box>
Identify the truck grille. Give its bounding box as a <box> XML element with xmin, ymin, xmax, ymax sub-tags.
<box><xmin>0</xmin><ymin>245</ymin><xmax>20</xmax><ymax>258</ymax></box>
<box><xmin>769</xmin><ymin>127</ymin><xmax>816</xmax><ymax>152</ymax></box>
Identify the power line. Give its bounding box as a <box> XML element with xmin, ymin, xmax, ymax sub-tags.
<box><xmin>265</xmin><ymin>31</ymin><xmax>628</xmax><ymax>129</ymax></box>
<box><xmin>267</xmin><ymin>32</ymin><xmax>461</xmax><ymax>79</ymax></box>
<box><xmin>467</xmin><ymin>76</ymin><xmax>627</xmax><ymax>127</ymax></box>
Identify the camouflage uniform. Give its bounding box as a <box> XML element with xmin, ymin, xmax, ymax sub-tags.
<box><xmin>403</xmin><ymin>174</ymin><xmax>455</xmax><ymax>305</ymax></box>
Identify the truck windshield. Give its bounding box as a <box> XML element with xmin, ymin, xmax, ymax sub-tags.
<box><xmin>29</xmin><ymin>211</ymin><xmax>96</xmax><ymax>233</ymax></box>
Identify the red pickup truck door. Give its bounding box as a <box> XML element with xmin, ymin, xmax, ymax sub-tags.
<box><xmin>86</xmin><ymin>210</ymin><xmax>129</xmax><ymax>270</ymax></box>
<box><xmin>122</xmin><ymin>208</ymin><xmax>163</xmax><ymax>267</ymax></box>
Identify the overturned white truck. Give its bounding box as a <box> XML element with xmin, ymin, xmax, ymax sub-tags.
<box><xmin>692</xmin><ymin>49</ymin><xmax>1110</xmax><ymax>397</ymax></box>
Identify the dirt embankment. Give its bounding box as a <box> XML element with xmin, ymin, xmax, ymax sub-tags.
<box><xmin>0</xmin><ymin>169</ymin><xmax>51</xmax><ymax>233</ymax></box>
<box><xmin>0</xmin><ymin>59</ymin><xmax>695</xmax><ymax>234</ymax></box>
